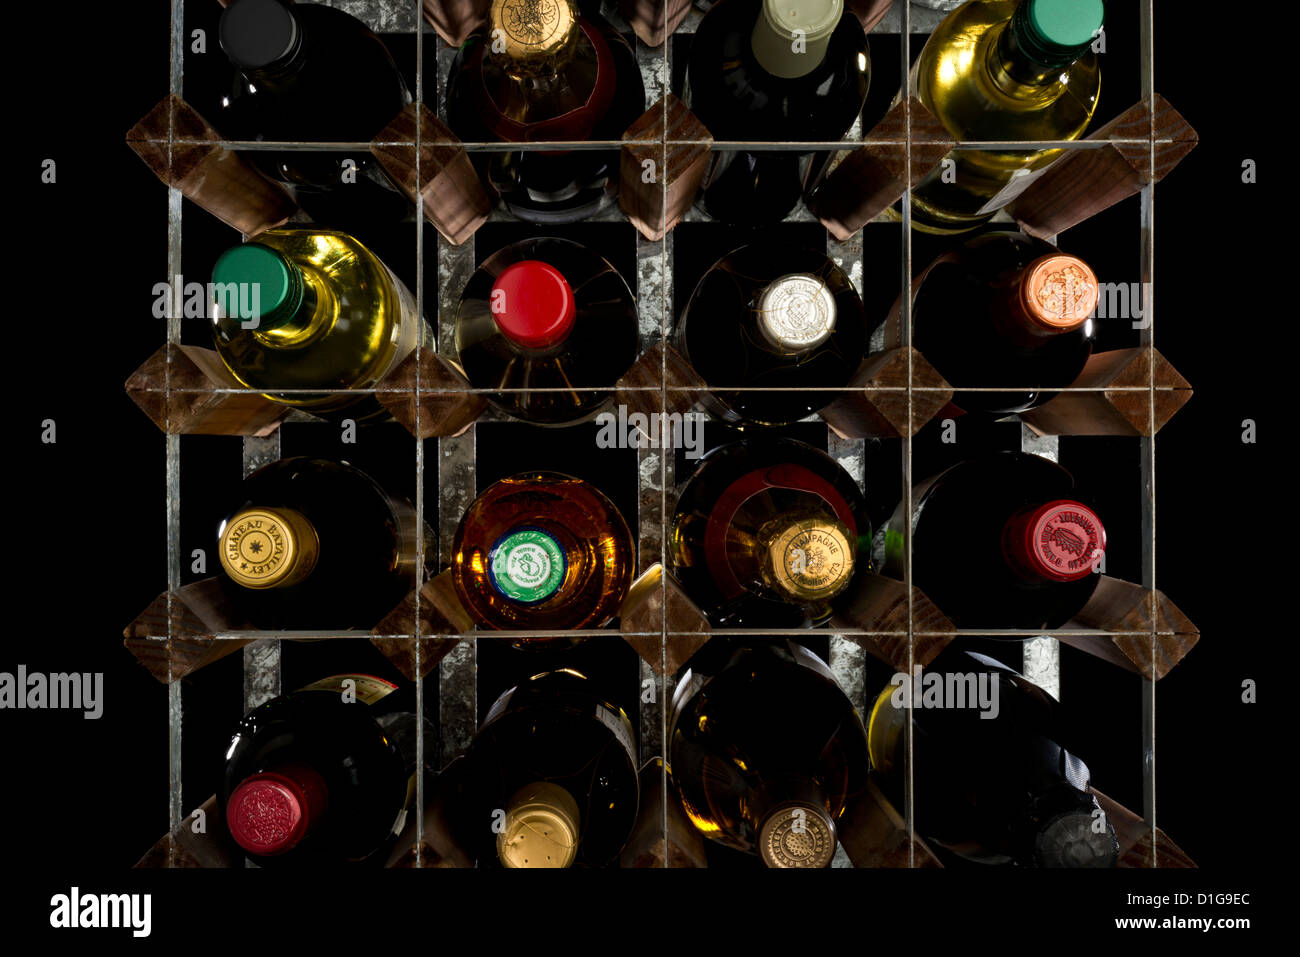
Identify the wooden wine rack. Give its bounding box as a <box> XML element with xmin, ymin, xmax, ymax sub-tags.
<box><xmin>125</xmin><ymin>0</ymin><xmax>1200</xmax><ymax>869</ymax></box>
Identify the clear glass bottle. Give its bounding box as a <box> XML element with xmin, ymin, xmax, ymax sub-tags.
<box><xmin>903</xmin><ymin>0</ymin><xmax>1104</xmax><ymax>234</ymax></box>
<box><xmin>210</xmin><ymin>228</ymin><xmax>421</xmax><ymax>420</ymax></box>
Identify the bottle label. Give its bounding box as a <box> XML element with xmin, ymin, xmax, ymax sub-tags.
<box><xmin>594</xmin><ymin>702</ymin><xmax>638</xmax><ymax>765</ymax></box>
<box><xmin>300</xmin><ymin>674</ymin><xmax>399</xmax><ymax>706</ymax></box>
<box><xmin>489</xmin><ymin>528</ymin><xmax>567</xmax><ymax>603</ymax></box>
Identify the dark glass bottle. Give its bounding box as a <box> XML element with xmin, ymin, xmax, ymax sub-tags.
<box><xmin>905</xmin><ymin>232</ymin><xmax>1098</xmax><ymax>415</ymax></box>
<box><xmin>881</xmin><ymin>451</ymin><xmax>1105</xmax><ymax>629</ymax></box>
<box><xmin>669</xmin><ymin>640</ymin><xmax>870</xmax><ymax>867</ymax></box>
<box><xmin>868</xmin><ymin>647</ymin><xmax>1118</xmax><ymax>867</ymax></box>
<box><xmin>451</xmin><ymin>669</ymin><xmax>639</xmax><ymax>868</ymax></box>
<box><xmin>454</xmin><ymin>237</ymin><xmax>639</xmax><ymax>424</ymax></box>
<box><xmin>446</xmin><ymin>0</ymin><xmax>646</xmax><ymax>223</ymax></box>
<box><xmin>684</xmin><ymin>0</ymin><xmax>870</xmax><ymax>224</ymax></box>
<box><xmin>676</xmin><ymin>243</ymin><xmax>871</xmax><ymax>426</ymax></box>
<box><xmin>451</xmin><ymin>472</ymin><xmax>635</xmax><ymax>634</ymax></box>
<box><xmin>220</xmin><ymin>673</ymin><xmax>422</xmax><ymax>866</ymax></box>
<box><xmin>216</xmin><ymin>458</ymin><xmax>429</xmax><ymax>630</ymax></box>
<box><xmin>670</xmin><ymin>439</ymin><xmax>870</xmax><ymax>628</ymax></box>
<box><xmin>216</xmin><ymin>0</ymin><xmax>412</xmax><ymax>225</ymax></box>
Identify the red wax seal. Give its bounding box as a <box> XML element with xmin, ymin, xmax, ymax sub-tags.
<box><xmin>490</xmin><ymin>260</ymin><xmax>576</xmax><ymax>350</ymax></box>
<box><xmin>1004</xmin><ymin>499</ymin><xmax>1105</xmax><ymax>583</ymax></box>
<box><xmin>227</xmin><ymin>765</ymin><xmax>327</xmax><ymax>856</ymax></box>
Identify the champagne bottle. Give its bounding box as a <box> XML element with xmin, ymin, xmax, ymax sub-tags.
<box><xmin>216</xmin><ymin>0</ymin><xmax>412</xmax><ymax>225</ymax></box>
<box><xmin>904</xmin><ymin>231</ymin><xmax>1099</xmax><ymax>415</ymax></box>
<box><xmin>670</xmin><ymin>439</ymin><xmax>870</xmax><ymax>628</ymax></box>
<box><xmin>684</xmin><ymin>0</ymin><xmax>870</xmax><ymax>224</ymax></box>
<box><xmin>904</xmin><ymin>0</ymin><xmax>1104</xmax><ymax>234</ymax></box>
<box><xmin>669</xmin><ymin>640</ymin><xmax>870</xmax><ymax>867</ymax></box>
<box><xmin>221</xmin><ymin>673</ymin><xmax>424</xmax><ymax>866</ymax></box>
<box><xmin>451</xmin><ymin>472</ymin><xmax>635</xmax><ymax>631</ymax></box>
<box><xmin>209</xmin><ymin>228</ymin><xmax>422</xmax><ymax>420</ymax></box>
<box><xmin>216</xmin><ymin>458</ymin><xmax>429</xmax><ymax>630</ymax></box>
<box><xmin>453</xmin><ymin>237</ymin><xmax>638</xmax><ymax>425</ymax></box>
<box><xmin>453</xmin><ymin>669</ymin><xmax>639</xmax><ymax>868</ymax></box>
<box><xmin>446</xmin><ymin>0</ymin><xmax>646</xmax><ymax>223</ymax></box>
<box><xmin>880</xmin><ymin>451</ymin><xmax>1105</xmax><ymax>629</ymax></box>
<box><xmin>867</xmin><ymin>647</ymin><xmax>1119</xmax><ymax>867</ymax></box>
<box><xmin>676</xmin><ymin>243</ymin><xmax>872</xmax><ymax>426</ymax></box>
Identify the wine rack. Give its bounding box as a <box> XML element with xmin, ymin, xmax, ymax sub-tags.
<box><xmin>125</xmin><ymin>0</ymin><xmax>1199</xmax><ymax>868</ymax></box>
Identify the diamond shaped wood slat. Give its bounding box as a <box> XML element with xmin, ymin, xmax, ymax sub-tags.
<box><xmin>126</xmin><ymin>94</ymin><xmax>298</xmax><ymax>237</ymax></box>
<box><xmin>370</xmin><ymin>103</ymin><xmax>491</xmax><ymax>246</ymax></box>
<box><xmin>807</xmin><ymin>96</ymin><xmax>955</xmax><ymax>241</ymax></box>
<box><xmin>1010</xmin><ymin>95</ymin><xmax>1198</xmax><ymax>239</ymax></box>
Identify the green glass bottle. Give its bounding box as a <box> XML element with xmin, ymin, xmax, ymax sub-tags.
<box><xmin>210</xmin><ymin>228</ymin><xmax>421</xmax><ymax>419</ymax></box>
<box><xmin>903</xmin><ymin>0</ymin><xmax>1104</xmax><ymax>235</ymax></box>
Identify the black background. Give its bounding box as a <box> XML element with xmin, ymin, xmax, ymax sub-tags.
<box><xmin>3</xmin><ymin>0</ymin><xmax>1283</xmax><ymax>941</ymax></box>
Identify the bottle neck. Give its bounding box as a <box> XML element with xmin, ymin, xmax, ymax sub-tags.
<box><xmin>755</xmin><ymin>273</ymin><xmax>838</xmax><ymax>354</ymax></box>
<box><xmin>219</xmin><ymin>506</ymin><xmax>321</xmax><ymax>590</ymax></box>
<box><xmin>758</xmin><ymin>513</ymin><xmax>856</xmax><ymax>604</ymax></box>
<box><xmin>1001</xmin><ymin>499</ymin><xmax>1105</xmax><ymax>584</ymax></box>
<box><xmin>222</xmin><ymin>0</ymin><xmax>308</xmax><ymax>84</ymax></box>
<box><xmin>488</xmin><ymin>0</ymin><xmax>582</xmax><ymax>79</ymax></box>
<box><xmin>750</xmin><ymin>0</ymin><xmax>840</xmax><ymax>80</ymax></box>
<box><xmin>991</xmin><ymin>2</ymin><xmax>1098</xmax><ymax>89</ymax></box>
<box><xmin>227</xmin><ymin>762</ymin><xmax>329</xmax><ymax>856</ymax></box>
<box><xmin>497</xmin><ymin>781</ymin><xmax>581</xmax><ymax>868</ymax></box>
<box><xmin>751</xmin><ymin>778</ymin><xmax>837</xmax><ymax>868</ymax></box>
<box><xmin>990</xmin><ymin>253</ymin><xmax>1097</xmax><ymax>346</ymax></box>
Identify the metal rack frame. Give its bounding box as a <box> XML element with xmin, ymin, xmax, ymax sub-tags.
<box><xmin>151</xmin><ymin>0</ymin><xmax>1170</xmax><ymax>867</ymax></box>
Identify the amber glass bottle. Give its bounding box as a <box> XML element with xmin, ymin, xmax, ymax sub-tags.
<box><xmin>451</xmin><ymin>473</ymin><xmax>635</xmax><ymax>633</ymax></box>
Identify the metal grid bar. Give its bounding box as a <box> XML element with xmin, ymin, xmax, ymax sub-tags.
<box><xmin>150</xmin><ymin>0</ymin><xmax>1168</xmax><ymax>869</ymax></box>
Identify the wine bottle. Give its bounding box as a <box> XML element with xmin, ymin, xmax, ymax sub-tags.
<box><xmin>904</xmin><ymin>231</ymin><xmax>1099</xmax><ymax>415</ymax></box>
<box><xmin>221</xmin><ymin>673</ymin><xmax>424</xmax><ymax>866</ymax></box>
<box><xmin>684</xmin><ymin>0</ymin><xmax>870</xmax><ymax>225</ymax></box>
<box><xmin>676</xmin><ymin>243</ymin><xmax>872</xmax><ymax>426</ymax></box>
<box><xmin>451</xmin><ymin>472</ymin><xmax>635</xmax><ymax>631</ymax></box>
<box><xmin>452</xmin><ymin>668</ymin><xmax>639</xmax><ymax>867</ymax></box>
<box><xmin>453</xmin><ymin>237</ymin><xmax>639</xmax><ymax>425</ymax></box>
<box><xmin>669</xmin><ymin>640</ymin><xmax>870</xmax><ymax>867</ymax></box>
<box><xmin>670</xmin><ymin>438</ymin><xmax>870</xmax><ymax>628</ymax></box>
<box><xmin>446</xmin><ymin>0</ymin><xmax>646</xmax><ymax>224</ymax></box>
<box><xmin>880</xmin><ymin>451</ymin><xmax>1105</xmax><ymax>629</ymax></box>
<box><xmin>216</xmin><ymin>0</ymin><xmax>412</xmax><ymax>225</ymax></box>
<box><xmin>867</xmin><ymin>647</ymin><xmax>1118</xmax><ymax>867</ymax></box>
<box><xmin>209</xmin><ymin>228</ymin><xmax>422</xmax><ymax>420</ymax></box>
<box><xmin>216</xmin><ymin>457</ymin><xmax>429</xmax><ymax>630</ymax></box>
<box><xmin>902</xmin><ymin>0</ymin><xmax>1104</xmax><ymax>234</ymax></box>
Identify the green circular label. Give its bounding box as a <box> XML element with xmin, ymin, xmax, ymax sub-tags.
<box><xmin>489</xmin><ymin>528</ymin><xmax>565</xmax><ymax>603</ymax></box>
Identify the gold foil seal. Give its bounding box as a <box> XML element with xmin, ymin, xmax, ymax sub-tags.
<box><xmin>219</xmin><ymin>507</ymin><xmax>319</xmax><ymax>590</ymax></box>
<box><xmin>762</xmin><ymin>518</ymin><xmax>855</xmax><ymax>602</ymax></box>
<box><xmin>1021</xmin><ymin>254</ymin><xmax>1098</xmax><ymax>330</ymax></box>
<box><xmin>759</xmin><ymin>804</ymin><xmax>837</xmax><ymax>868</ymax></box>
<box><xmin>497</xmin><ymin>782</ymin><xmax>580</xmax><ymax>868</ymax></box>
<box><xmin>489</xmin><ymin>0</ymin><xmax>578</xmax><ymax>61</ymax></box>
